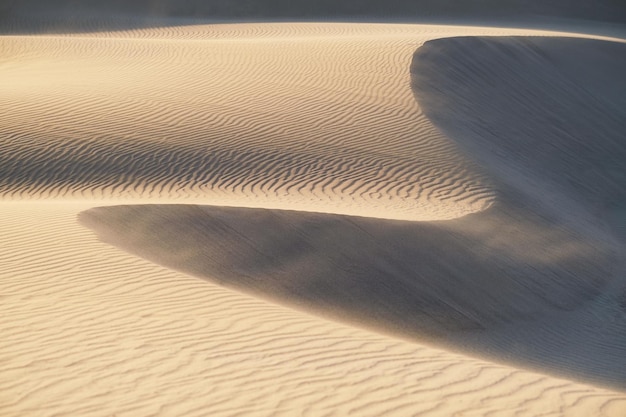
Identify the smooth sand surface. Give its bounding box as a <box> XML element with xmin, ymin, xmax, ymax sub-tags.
<box><xmin>1</xmin><ymin>18</ymin><xmax>626</xmax><ymax>416</ymax></box>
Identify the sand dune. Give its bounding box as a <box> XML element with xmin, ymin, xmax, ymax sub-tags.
<box><xmin>79</xmin><ymin>201</ymin><xmax>625</xmax><ymax>388</ymax></box>
<box><xmin>412</xmin><ymin>36</ymin><xmax>626</xmax><ymax>240</ymax></box>
<box><xmin>2</xmin><ymin>201</ymin><xmax>625</xmax><ymax>416</ymax></box>
<box><xmin>2</xmin><ymin>18</ymin><xmax>626</xmax><ymax>417</ymax></box>
<box><xmin>0</xmin><ymin>23</ymin><xmax>504</xmax><ymax>220</ymax></box>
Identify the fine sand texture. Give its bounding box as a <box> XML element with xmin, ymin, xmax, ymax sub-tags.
<box><xmin>2</xmin><ymin>18</ymin><xmax>626</xmax><ymax>417</ymax></box>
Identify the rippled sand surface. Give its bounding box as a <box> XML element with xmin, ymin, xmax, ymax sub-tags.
<box><xmin>1</xmin><ymin>19</ymin><xmax>625</xmax><ymax>417</ymax></box>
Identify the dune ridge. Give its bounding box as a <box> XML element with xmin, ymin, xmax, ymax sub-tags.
<box><xmin>0</xmin><ymin>25</ymin><xmax>503</xmax><ymax>221</ymax></box>
<box><xmin>76</xmin><ymin>35</ymin><xmax>626</xmax><ymax>388</ymax></box>
<box><xmin>2</xmin><ymin>20</ymin><xmax>626</xmax><ymax>416</ymax></box>
<box><xmin>411</xmin><ymin>36</ymin><xmax>626</xmax><ymax>240</ymax></box>
<box><xmin>2</xmin><ymin>201</ymin><xmax>625</xmax><ymax>416</ymax></box>
<box><xmin>78</xmin><ymin>197</ymin><xmax>624</xmax><ymax>389</ymax></box>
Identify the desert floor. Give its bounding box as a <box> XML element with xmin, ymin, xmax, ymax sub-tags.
<box><xmin>1</xmin><ymin>20</ymin><xmax>625</xmax><ymax>416</ymax></box>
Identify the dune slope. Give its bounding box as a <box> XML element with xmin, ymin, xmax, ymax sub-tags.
<box><xmin>411</xmin><ymin>36</ymin><xmax>626</xmax><ymax>240</ymax></box>
<box><xmin>79</xmin><ymin>36</ymin><xmax>626</xmax><ymax>388</ymax></box>
<box><xmin>80</xmin><ymin>201</ymin><xmax>625</xmax><ymax>388</ymax></box>
<box><xmin>0</xmin><ymin>24</ymin><xmax>496</xmax><ymax>221</ymax></box>
<box><xmin>2</xmin><ymin>21</ymin><xmax>626</xmax><ymax>416</ymax></box>
<box><xmin>81</xmin><ymin>38</ymin><xmax>626</xmax><ymax>388</ymax></box>
<box><xmin>3</xmin><ymin>202</ymin><xmax>624</xmax><ymax>416</ymax></box>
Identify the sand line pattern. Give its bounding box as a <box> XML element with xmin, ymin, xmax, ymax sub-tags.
<box><xmin>77</xmin><ymin>35</ymin><xmax>626</xmax><ymax>389</ymax></box>
<box><xmin>0</xmin><ymin>31</ymin><xmax>495</xmax><ymax>221</ymax></box>
<box><xmin>2</xmin><ymin>21</ymin><xmax>626</xmax><ymax>417</ymax></box>
<box><xmin>2</xmin><ymin>202</ymin><xmax>626</xmax><ymax>416</ymax></box>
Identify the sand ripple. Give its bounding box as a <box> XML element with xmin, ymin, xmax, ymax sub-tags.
<box><xmin>2</xmin><ymin>21</ymin><xmax>626</xmax><ymax>417</ymax></box>
<box><xmin>1</xmin><ymin>202</ymin><xmax>624</xmax><ymax>416</ymax></box>
<box><xmin>0</xmin><ymin>28</ymin><xmax>497</xmax><ymax>220</ymax></box>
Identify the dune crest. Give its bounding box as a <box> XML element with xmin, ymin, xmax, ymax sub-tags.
<box><xmin>0</xmin><ymin>26</ymin><xmax>497</xmax><ymax>221</ymax></box>
<box><xmin>411</xmin><ymin>36</ymin><xmax>626</xmax><ymax>240</ymax></box>
<box><xmin>2</xmin><ymin>21</ymin><xmax>626</xmax><ymax>416</ymax></box>
<box><xmin>79</xmin><ymin>200</ymin><xmax>625</xmax><ymax>389</ymax></box>
<box><xmin>79</xmin><ymin>36</ymin><xmax>626</xmax><ymax>389</ymax></box>
<box><xmin>2</xmin><ymin>202</ymin><xmax>624</xmax><ymax>416</ymax></box>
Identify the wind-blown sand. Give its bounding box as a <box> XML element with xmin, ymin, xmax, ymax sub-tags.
<box><xmin>1</xmin><ymin>16</ymin><xmax>625</xmax><ymax>417</ymax></box>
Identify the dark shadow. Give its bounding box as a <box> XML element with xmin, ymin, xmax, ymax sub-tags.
<box><xmin>79</xmin><ymin>200</ymin><xmax>625</xmax><ymax>389</ymax></box>
<box><xmin>411</xmin><ymin>36</ymin><xmax>626</xmax><ymax>241</ymax></box>
<box><xmin>77</xmin><ymin>36</ymin><xmax>626</xmax><ymax>389</ymax></box>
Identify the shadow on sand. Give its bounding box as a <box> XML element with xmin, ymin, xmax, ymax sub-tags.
<box><xmin>78</xmin><ymin>37</ymin><xmax>626</xmax><ymax>389</ymax></box>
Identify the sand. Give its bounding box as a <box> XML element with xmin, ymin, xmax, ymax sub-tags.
<box><xmin>1</xmin><ymin>14</ymin><xmax>625</xmax><ymax>417</ymax></box>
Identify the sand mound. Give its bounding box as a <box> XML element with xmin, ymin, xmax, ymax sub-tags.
<box><xmin>3</xmin><ymin>202</ymin><xmax>624</xmax><ymax>416</ymax></box>
<box><xmin>80</xmin><ymin>202</ymin><xmax>625</xmax><ymax>388</ymax></box>
<box><xmin>2</xmin><ymin>21</ymin><xmax>626</xmax><ymax>416</ymax></box>
<box><xmin>78</xmin><ymin>36</ymin><xmax>626</xmax><ymax>389</ymax></box>
<box><xmin>411</xmin><ymin>36</ymin><xmax>626</xmax><ymax>240</ymax></box>
<box><xmin>0</xmin><ymin>24</ymin><xmax>497</xmax><ymax>221</ymax></box>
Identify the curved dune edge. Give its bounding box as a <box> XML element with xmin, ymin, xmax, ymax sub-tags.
<box><xmin>1</xmin><ymin>24</ymin><xmax>622</xmax><ymax>221</ymax></box>
<box><xmin>410</xmin><ymin>36</ymin><xmax>626</xmax><ymax>241</ymax></box>
<box><xmin>1</xmin><ymin>201</ymin><xmax>624</xmax><ymax>416</ymax></box>
<box><xmin>78</xmin><ymin>35</ymin><xmax>626</xmax><ymax>389</ymax></box>
<box><xmin>3</xmin><ymin>22</ymin><xmax>626</xmax><ymax>416</ymax></box>
<box><xmin>0</xmin><ymin>23</ymin><xmax>499</xmax><ymax>222</ymax></box>
<box><xmin>79</xmin><ymin>202</ymin><xmax>625</xmax><ymax>389</ymax></box>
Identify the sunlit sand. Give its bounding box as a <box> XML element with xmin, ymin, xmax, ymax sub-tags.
<box><xmin>1</xmin><ymin>13</ymin><xmax>625</xmax><ymax>417</ymax></box>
